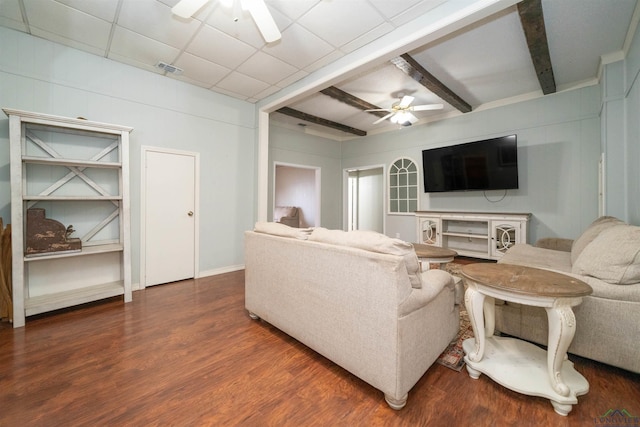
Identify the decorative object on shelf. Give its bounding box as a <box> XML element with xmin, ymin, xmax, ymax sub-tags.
<box><xmin>0</xmin><ymin>218</ymin><xmax>12</xmax><ymax>322</ymax></box>
<box><xmin>25</xmin><ymin>208</ymin><xmax>82</xmax><ymax>257</ymax></box>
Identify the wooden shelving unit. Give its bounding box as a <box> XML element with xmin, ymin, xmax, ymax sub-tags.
<box><xmin>3</xmin><ymin>108</ymin><xmax>133</xmax><ymax>327</ymax></box>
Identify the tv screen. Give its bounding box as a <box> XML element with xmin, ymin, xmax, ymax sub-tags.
<box><xmin>422</xmin><ymin>135</ymin><xmax>518</xmax><ymax>193</ymax></box>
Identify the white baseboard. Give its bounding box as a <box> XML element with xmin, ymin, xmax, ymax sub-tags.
<box><xmin>132</xmin><ymin>265</ymin><xmax>245</xmax><ymax>292</ymax></box>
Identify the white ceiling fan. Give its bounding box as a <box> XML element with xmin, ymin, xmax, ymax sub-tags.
<box><xmin>366</xmin><ymin>95</ymin><xmax>443</xmax><ymax>126</ymax></box>
<box><xmin>172</xmin><ymin>0</ymin><xmax>281</xmax><ymax>43</ymax></box>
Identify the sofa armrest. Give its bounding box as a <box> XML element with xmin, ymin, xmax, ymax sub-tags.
<box><xmin>534</xmin><ymin>237</ymin><xmax>573</xmax><ymax>252</ymax></box>
<box><xmin>399</xmin><ymin>270</ymin><xmax>454</xmax><ymax>316</ymax></box>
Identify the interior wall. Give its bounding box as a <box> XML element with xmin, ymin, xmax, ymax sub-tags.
<box><xmin>274</xmin><ymin>165</ymin><xmax>316</xmax><ymax>227</ymax></box>
<box><xmin>0</xmin><ymin>27</ymin><xmax>257</xmax><ymax>283</ymax></box>
<box><xmin>624</xmin><ymin>18</ymin><xmax>640</xmax><ymax>225</ymax></box>
<box><xmin>340</xmin><ymin>84</ymin><xmax>602</xmax><ymax>244</ymax></box>
<box><xmin>269</xmin><ymin>124</ymin><xmax>343</xmax><ymax>230</ymax></box>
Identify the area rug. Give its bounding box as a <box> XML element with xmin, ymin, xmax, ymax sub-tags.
<box><xmin>436</xmin><ymin>263</ymin><xmax>474</xmax><ymax>371</ymax></box>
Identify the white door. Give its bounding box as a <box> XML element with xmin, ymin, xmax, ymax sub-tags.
<box><xmin>143</xmin><ymin>149</ymin><xmax>197</xmax><ymax>286</ymax></box>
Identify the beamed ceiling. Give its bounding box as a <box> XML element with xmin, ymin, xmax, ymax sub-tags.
<box><xmin>1</xmin><ymin>0</ymin><xmax>637</xmax><ymax>140</ymax></box>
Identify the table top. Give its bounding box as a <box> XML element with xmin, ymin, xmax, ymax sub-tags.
<box><xmin>412</xmin><ymin>243</ymin><xmax>458</xmax><ymax>259</ymax></box>
<box><xmin>461</xmin><ymin>263</ymin><xmax>592</xmax><ymax>297</ymax></box>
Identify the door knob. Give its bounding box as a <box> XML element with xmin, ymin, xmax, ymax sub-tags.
<box><xmin>188</xmin><ymin>211</ymin><xmax>194</xmax><ymax>216</ymax></box>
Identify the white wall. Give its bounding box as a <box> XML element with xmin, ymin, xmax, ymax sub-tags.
<box><xmin>623</xmin><ymin>17</ymin><xmax>640</xmax><ymax>225</ymax></box>
<box><xmin>341</xmin><ymin>85</ymin><xmax>602</xmax><ymax>244</ymax></box>
<box><xmin>274</xmin><ymin>165</ymin><xmax>316</xmax><ymax>227</ymax></box>
<box><xmin>269</xmin><ymin>123</ymin><xmax>343</xmax><ymax>229</ymax></box>
<box><xmin>0</xmin><ymin>27</ymin><xmax>257</xmax><ymax>282</ymax></box>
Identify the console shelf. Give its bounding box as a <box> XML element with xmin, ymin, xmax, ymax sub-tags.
<box><xmin>415</xmin><ymin>210</ymin><xmax>530</xmax><ymax>260</ymax></box>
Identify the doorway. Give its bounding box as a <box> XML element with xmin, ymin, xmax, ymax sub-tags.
<box><xmin>141</xmin><ymin>147</ymin><xmax>199</xmax><ymax>287</ymax></box>
<box><xmin>346</xmin><ymin>166</ymin><xmax>384</xmax><ymax>233</ymax></box>
<box><xmin>273</xmin><ymin>163</ymin><xmax>321</xmax><ymax>227</ymax></box>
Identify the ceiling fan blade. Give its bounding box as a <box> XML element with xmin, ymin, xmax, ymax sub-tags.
<box><xmin>406</xmin><ymin>112</ymin><xmax>419</xmax><ymax>124</ymax></box>
<box><xmin>364</xmin><ymin>108</ymin><xmax>394</xmax><ymax>112</ymax></box>
<box><xmin>411</xmin><ymin>103</ymin><xmax>444</xmax><ymax>111</ymax></box>
<box><xmin>373</xmin><ymin>112</ymin><xmax>395</xmax><ymax>124</ymax></box>
<box><xmin>398</xmin><ymin>95</ymin><xmax>414</xmax><ymax>109</ymax></box>
<box><xmin>242</xmin><ymin>0</ymin><xmax>281</xmax><ymax>42</ymax></box>
<box><xmin>171</xmin><ymin>0</ymin><xmax>209</xmax><ymax>18</ymax></box>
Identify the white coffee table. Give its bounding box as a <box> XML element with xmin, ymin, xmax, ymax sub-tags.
<box><xmin>460</xmin><ymin>263</ymin><xmax>593</xmax><ymax>416</ymax></box>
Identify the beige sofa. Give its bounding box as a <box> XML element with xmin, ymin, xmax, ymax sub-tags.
<box><xmin>495</xmin><ymin>216</ymin><xmax>640</xmax><ymax>373</ymax></box>
<box><xmin>244</xmin><ymin>223</ymin><xmax>460</xmax><ymax>409</ymax></box>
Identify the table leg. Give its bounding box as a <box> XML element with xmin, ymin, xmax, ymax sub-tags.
<box><xmin>464</xmin><ymin>285</ymin><xmax>486</xmax><ymax>362</ymax></box>
<box><xmin>545</xmin><ymin>303</ymin><xmax>577</xmax><ymax>397</ymax></box>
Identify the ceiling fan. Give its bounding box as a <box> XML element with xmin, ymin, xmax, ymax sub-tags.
<box><xmin>172</xmin><ymin>0</ymin><xmax>281</xmax><ymax>43</ymax></box>
<box><xmin>366</xmin><ymin>95</ymin><xmax>443</xmax><ymax>126</ymax></box>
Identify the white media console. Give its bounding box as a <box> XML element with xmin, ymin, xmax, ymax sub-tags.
<box><xmin>415</xmin><ymin>211</ymin><xmax>531</xmax><ymax>260</ymax></box>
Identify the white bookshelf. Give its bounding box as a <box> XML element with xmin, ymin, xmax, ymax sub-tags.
<box><xmin>3</xmin><ymin>108</ymin><xmax>133</xmax><ymax>327</ymax></box>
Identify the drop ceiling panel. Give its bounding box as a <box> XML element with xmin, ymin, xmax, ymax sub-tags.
<box><xmin>109</xmin><ymin>26</ymin><xmax>181</xmax><ymax>68</ymax></box>
<box><xmin>174</xmin><ymin>52</ymin><xmax>231</xmax><ymax>86</ymax></box>
<box><xmin>185</xmin><ymin>24</ymin><xmax>257</xmax><ymax>69</ymax></box>
<box><xmin>237</xmin><ymin>51</ymin><xmax>297</xmax><ymax>85</ymax></box>
<box><xmin>117</xmin><ymin>0</ymin><xmax>200</xmax><ymax>49</ymax></box>
<box><xmin>55</xmin><ymin>0</ymin><xmax>120</xmax><ymax>22</ymax></box>
<box><xmin>23</xmin><ymin>0</ymin><xmax>112</xmax><ymax>51</ymax></box>
<box><xmin>297</xmin><ymin>0</ymin><xmax>386</xmax><ymax>48</ymax></box>
<box><xmin>265</xmin><ymin>23</ymin><xmax>334</xmax><ymax>70</ymax></box>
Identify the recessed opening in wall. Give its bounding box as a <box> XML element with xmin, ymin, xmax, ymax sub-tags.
<box><xmin>273</xmin><ymin>163</ymin><xmax>321</xmax><ymax>228</ymax></box>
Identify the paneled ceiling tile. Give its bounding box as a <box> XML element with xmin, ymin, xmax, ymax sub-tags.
<box><xmin>55</xmin><ymin>0</ymin><xmax>120</xmax><ymax>22</ymax></box>
<box><xmin>110</xmin><ymin>26</ymin><xmax>180</xmax><ymax>69</ymax></box>
<box><xmin>0</xmin><ymin>16</ymin><xmax>27</xmax><ymax>33</ymax></box>
<box><xmin>371</xmin><ymin>0</ymin><xmax>446</xmax><ymax>26</ymax></box>
<box><xmin>174</xmin><ymin>52</ymin><xmax>231</xmax><ymax>86</ymax></box>
<box><xmin>167</xmin><ymin>73</ymin><xmax>213</xmax><ymax>89</ymax></box>
<box><xmin>269</xmin><ymin>0</ymin><xmax>321</xmax><ymax>21</ymax></box>
<box><xmin>117</xmin><ymin>0</ymin><xmax>200</xmax><ymax>49</ymax></box>
<box><xmin>303</xmin><ymin>49</ymin><xmax>344</xmax><ymax>74</ymax></box>
<box><xmin>215</xmin><ymin>71</ymin><xmax>270</xmax><ymax>98</ymax></box>
<box><xmin>0</xmin><ymin>0</ymin><xmax>26</xmax><ymax>31</ymax></box>
<box><xmin>340</xmin><ymin>22</ymin><xmax>394</xmax><ymax>54</ymax></box>
<box><xmin>204</xmin><ymin>2</ymin><xmax>291</xmax><ymax>49</ymax></box>
<box><xmin>186</xmin><ymin>24</ymin><xmax>256</xmax><ymax>69</ymax></box>
<box><xmin>276</xmin><ymin>69</ymin><xmax>309</xmax><ymax>88</ymax></box>
<box><xmin>23</xmin><ymin>0</ymin><xmax>111</xmax><ymax>50</ymax></box>
<box><xmin>265</xmin><ymin>23</ymin><xmax>333</xmax><ymax>69</ymax></box>
<box><xmin>107</xmin><ymin>51</ymin><xmax>166</xmax><ymax>75</ymax></box>
<box><xmin>210</xmin><ymin>85</ymin><xmax>248</xmax><ymax>101</ymax></box>
<box><xmin>29</xmin><ymin>27</ymin><xmax>107</xmax><ymax>56</ymax></box>
<box><xmin>252</xmin><ymin>84</ymin><xmax>282</xmax><ymax>101</ymax></box>
<box><xmin>298</xmin><ymin>0</ymin><xmax>385</xmax><ymax>48</ymax></box>
<box><xmin>237</xmin><ymin>51</ymin><xmax>297</xmax><ymax>85</ymax></box>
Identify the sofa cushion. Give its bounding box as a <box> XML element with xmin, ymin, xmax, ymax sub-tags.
<box><xmin>273</xmin><ymin>206</ymin><xmax>297</xmax><ymax>222</ymax></box>
<box><xmin>572</xmin><ymin>224</ymin><xmax>640</xmax><ymax>285</ymax></box>
<box><xmin>309</xmin><ymin>228</ymin><xmax>422</xmax><ymax>289</ymax></box>
<box><xmin>254</xmin><ymin>221</ymin><xmax>312</xmax><ymax>240</ymax></box>
<box><xmin>571</xmin><ymin>216</ymin><xmax>624</xmax><ymax>265</ymax></box>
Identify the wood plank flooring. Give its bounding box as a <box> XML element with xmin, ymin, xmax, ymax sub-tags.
<box><xmin>1</xmin><ymin>270</ymin><xmax>639</xmax><ymax>426</ymax></box>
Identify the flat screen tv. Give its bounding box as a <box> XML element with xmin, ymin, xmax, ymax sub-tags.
<box><xmin>422</xmin><ymin>135</ymin><xmax>518</xmax><ymax>193</ymax></box>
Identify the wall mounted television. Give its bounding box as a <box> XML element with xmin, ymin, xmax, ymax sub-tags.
<box><xmin>422</xmin><ymin>135</ymin><xmax>518</xmax><ymax>193</ymax></box>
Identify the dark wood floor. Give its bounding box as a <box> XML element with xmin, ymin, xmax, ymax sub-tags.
<box><xmin>1</xmin><ymin>269</ymin><xmax>639</xmax><ymax>426</ymax></box>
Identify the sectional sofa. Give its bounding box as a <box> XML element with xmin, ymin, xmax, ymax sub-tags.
<box><xmin>495</xmin><ymin>216</ymin><xmax>640</xmax><ymax>373</ymax></box>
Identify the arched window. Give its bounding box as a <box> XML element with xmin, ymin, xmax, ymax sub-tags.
<box><xmin>389</xmin><ymin>157</ymin><xmax>419</xmax><ymax>213</ymax></box>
